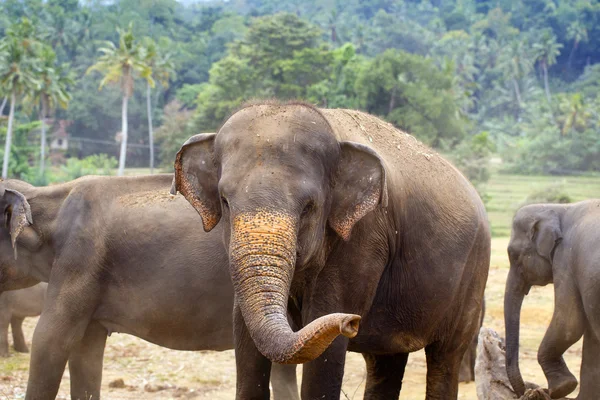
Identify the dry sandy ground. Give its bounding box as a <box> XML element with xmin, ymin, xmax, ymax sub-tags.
<box><xmin>0</xmin><ymin>238</ymin><xmax>582</xmax><ymax>399</ymax></box>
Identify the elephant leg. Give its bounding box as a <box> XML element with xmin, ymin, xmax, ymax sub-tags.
<box><xmin>300</xmin><ymin>335</ymin><xmax>348</xmax><ymax>399</ymax></box>
<box><xmin>424</xmin><ymin>342</ymin><xmax>462</xmax><ymax>400</ymax></box>
<box><xmin>26</xmin><ymin>273</ymin><xmax>100</xmax><ymax>400</ymax></box>
<box><xmin>363</xmin><ymin>352</ymin><xmax>409</xmax><ymax>399</ymax></box>
<box><xmin>11</xmin><ymin>317</ymin><xmax>29</xmax><ymax>353</ymax></box>
<box><xmin>537</xmin><ymin>295</ymin><xmax>584</xmax><ymax>399</ymax></box>
<box><xmin>233</xmin><ymin>302</ymin><xmax>272</xmax><ymax>400</ymax></box>
<box><xmin>68</xmin><ymin>320</ymin><xmax>107</xmax><ymax>400</ymax></box>
<box><xmin>270</xmin><ymin>363</ymin><xmax>298</xmax><ymax>400</ymax></box>
<box><xmin>577</xmin><ymin>330</ymin><xmax>600</xmax><ymax>400</ymax></box>
<box><xmin>0</xmin><ymin>312</ymin><xmax>10</xmax><ymax>357</ymax></box>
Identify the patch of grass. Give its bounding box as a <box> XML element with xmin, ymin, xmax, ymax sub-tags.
<box><xmin>486</xmin><ymin>173</ymin><xmax>600</xmax><ymax>237</ymax></box>
<box><xmin>0</xmin><ymin>353</ymin><xmax>30</xmax><ymax>374</ymax></box>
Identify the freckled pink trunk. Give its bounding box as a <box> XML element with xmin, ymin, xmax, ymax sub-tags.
<box><xmin>230</xmin><ymin>212</ymin><xmax>360</xmax><ymax>364</ymax></box>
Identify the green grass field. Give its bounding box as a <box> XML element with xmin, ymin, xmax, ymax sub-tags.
<box><xmin>484</xmin><ymin>173</ymin><xmax>600</xmax><ymax>237</ymax></box>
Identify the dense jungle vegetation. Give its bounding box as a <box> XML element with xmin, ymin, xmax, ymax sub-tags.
<box><xmin>0</xmin><ymin>0</ymin><xmax>598</xmax><ymax>188</ymax></box>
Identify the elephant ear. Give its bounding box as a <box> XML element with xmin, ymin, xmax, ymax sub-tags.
<box><xmin>530</xmin><ymin>210</ymin><xmax>562</xmax><ymax>261</ymax></box>
<box><xmin>2</xmin><ymin>189</ymin><xmax>33</xmax><ymax>259</ymax></box>
<box><xmin>171</xmin><ymin>133</ymin><xmax>221</xmax><ymax>232</ymax></box>
<box><xmin>329</xmin><ymin>141</ymin><xmax>388</xmax><ymax>241</ymax></box>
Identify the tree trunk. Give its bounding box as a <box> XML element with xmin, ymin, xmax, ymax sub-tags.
<box><xmin>542</xmin><ymin>62</ymin><xmax>552</xmax><ymax>105</ymax></box>
<box><xmin>118</xmin><ymin>94</ymin><xmax>129</xmax><ymax>177</ymax></box>
<box><xmin>567</xmin><ymin>40</ymin><xmax>578</xmax><ymax>72</ymax></box>
<box><xmin>39</xmin><ymin>99</ymin><xmax>48</xmax><ymax>176</ymax></box>
<box><xmin>512</xmin><ymin>78</ymin><xmax>522</xmax><ymax>118</ymax></box>
<box><xmin>388</xmin><ymin>87</ymin><xmax>397</xmax><ymax>114</ymax></box>
<box><xmin>146</xmin><ymin>82</ymin><xmax>154</xmax><ymax>174</ymax></box>
<box><xmin>0</xmin><ymin>96</ymin><xmax>7</xmax><ymax>116</ymax></box>
<box><xmin>2</xmin><ymin>91</ymin><xmax>16</xmax><ymax>179</ymax></box>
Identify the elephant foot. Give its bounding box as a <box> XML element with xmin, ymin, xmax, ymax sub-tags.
<box><xmin>0</xmin><ymin>351</ymin><xmax>8</xmax><ymax>358</ymax></box>
<box><xmin>548</xmin><ymin>372</ymin><xmax>578</xmax><ymax>399</ymax></box>
<box><xmin>13</xmin><ymin>344</ymin><xmax>29</xmax><ymax>353</ymax></box>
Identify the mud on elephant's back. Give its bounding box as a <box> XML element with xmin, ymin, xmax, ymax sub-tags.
<box><xmin>474</xmin><ymin>328</ymin><xmax>570</xmax><ymax>400</ymax></box>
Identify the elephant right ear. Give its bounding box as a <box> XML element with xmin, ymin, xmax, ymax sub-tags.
<box><xmin>2</xmin><ymin>189</ymin><xmax>33</xmax><ymax>259</ymax></box>
<box><xmin>530</xmin><ymin>210</ymin><xmax>562</xmax><ymax>261</ymax></box>
<box><xmin>171</xmin><ymin>133</ymin><xmax>221</xmax><ymax>232</ymax></box>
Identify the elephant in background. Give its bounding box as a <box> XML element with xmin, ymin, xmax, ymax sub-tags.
<box><xmin>0</xmin><ymin>176</ymin><xmax>297</xmax><ymax>400</ymax></box>
<box><xmin>505</xmin><ymin>200</ymin><xmax>600</xmax><ymax>399</ymax></box>
<box><xmin>172</xmin><ymin>101</ymin><xmax>490</xmax><ymax>399</ymax></box>
<box><xmin>0</xmin><ymin>283</ymin><xmax>47</xmax><ymax>357</ymax></box>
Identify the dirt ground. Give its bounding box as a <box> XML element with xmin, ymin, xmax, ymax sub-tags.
<box><xmin>0</xmin><ymin>237</ymin><xmax>582</xmax><ymax>399</ymax></box>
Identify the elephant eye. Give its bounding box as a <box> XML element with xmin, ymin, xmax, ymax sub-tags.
<box><xmin>221</xmin><ymin>196</ymin><xmax>229</xmax><ymax>209</ymax></box>
<box><xmin>301</xmin><ymin>201</ymin><xmax>314</xmax><ymax>216</ymax></box>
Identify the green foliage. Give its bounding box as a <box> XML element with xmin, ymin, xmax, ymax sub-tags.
<box><xmin>59</xmin><ymin>154</ymin><xmax>118</xmax><ymax>180</ymax></box>
<box><xmin>1</xmin><ymin>0</ymin><xmax>600</xmax><ymax>178</ymax></box>
<box><xmin>0</xmin><ymin>121</ymin><xmax>40</xmax><ymax>179</ymax></box>
<box><xmin>155</xmin><ymin>100</ymin><xmax>194</xmax><ymax>169</ymax></box>
<box><xmin>524</xmin><ymin>184</ymin><xmax>572</xmax><ymax>205</ymax></box>
<box><xmin>356</xmin><ymin>49</ymin><xmax>468</xmax><ymax>146</ymax></box>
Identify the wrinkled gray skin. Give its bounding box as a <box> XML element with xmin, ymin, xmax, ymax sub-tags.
<box><xmin>458</xmin><ymin>298</ymin><xmax>485</xmax><ymax>383</ymax></box>
<box><xmin>0</xmin><ymin>175</ymin><xmax>297</xmax><ymax>400</ymax></box>
<box><xmin>0</xmin><ymin>282</ymin><xmax>47</xmax><ymax>357</ymax></box>
<box><xmin>505</xmin><ymin>200</ymin><xmax>600</xmax><ymax>399</ymax></box>
<box><xmin>173</xmin><ymin>103</ymin><xmax>491</xmax><ymax>399</ymax></box>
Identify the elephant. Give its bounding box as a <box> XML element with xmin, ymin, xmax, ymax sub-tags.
<box><xmin>171</xmin><ymin>101</ymin><xmax>491</xmax><ymax>399</ymax></box>
<box><xmin>505</xmin><ymin>200</ymin><xmax>600</xmax><ymax>399</ymax></box>
<box><xmin>0</xmin><ymin>175</ymin><xmax>298</xmax><ymax>400</ymax></box>
<box><xmin>0</xmin><ymin>282</ymin><xmax>47</xmax><ymax>357</ymax></box>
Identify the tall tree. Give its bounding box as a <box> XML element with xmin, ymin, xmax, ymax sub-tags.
<box><xmin>533</xmin><ymin>30</ymin><xmax>562</xmax><ymax>106</ymax></box>
<box><xmin>142</xmin><ymin>37</ymin><xmax>175</xmax><ymax>174</ymax></box>
<box><xmin>87</xmin><ymin>23</ymin><xmax>151</xmax><ymax>176</ymax></box>
<box><xmin>0</xmin><ymin>18</ymin><xmax>41</xmax><ymax>179</ymax></box>
<box><xmin>25</xmin><ymin>45</ymin><xmax>73</xmax><ymax>176</ymax></box>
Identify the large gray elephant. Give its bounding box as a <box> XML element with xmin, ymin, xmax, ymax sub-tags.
<box><xmin>172</xmin><ymin>101</ymin><xmax>491</xmax><ymax>399</ymax></box>
<box><xmin>0</xmin><ymin>175</ymin><xmax>297</xmax><ymax>400</ymax></box>
<box><xmin>505</xmin><ymin>200</ymin><xmax>600</xmax><ymax>399</ymax></box>
<box><xmin>0</xmin><ymin>282</ymin><xmax>47</xmax><ymax>357</ymax></box>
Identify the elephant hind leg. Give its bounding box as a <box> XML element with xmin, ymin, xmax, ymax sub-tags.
<box><xmin>11</xmin><ymin>317</ymin><xmax>28</xmax><ymax>353</ymax></box>
<box><xmin>363</xmin><ymin>352</ymin><xmax>409</xmax><ymax>399</ymax></box>
<box><xmin>0</xmin><ymin>312</ymin><xmax>10</xmax><ymax>357</ymax></box>
<box><xmin>424</xmin><ymin>342</ymin><xmax>462</xmax><ymax>399</ymax></box>
<box><xmin>577</xmin><ymin>329</ymin><xmax>600</xmax><ymax>400</ymax></box>
<box><xmin>68</xmin><ymin>320</ymin><xmax>107</xmax><ymax>400</ymax></box>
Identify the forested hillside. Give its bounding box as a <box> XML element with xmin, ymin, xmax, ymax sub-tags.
<box><xmin>0</xmin><ymin>0</ymin><xmax>599</xmax><ymax>183</ymax></box>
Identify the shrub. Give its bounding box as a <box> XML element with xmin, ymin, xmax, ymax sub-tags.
<box><xmin>523</xmin><ymin>184</ymin><xmax>572</xmax><ymax>205</ymax></box>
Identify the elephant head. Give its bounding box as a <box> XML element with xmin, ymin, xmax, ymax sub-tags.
<box><xmin>0</xmin><ymin>185</ymin><xmax>39</xmax><ymax>291</ymax></box>
<box><xmin>504</xmin><ymin>204</ymin><xmax>563</xmax><ymax>396</ymax></box>
<box><xmin>171</xmin><ymin>103</ymin><xmax>387</xmax><ymax>364</ymax></box>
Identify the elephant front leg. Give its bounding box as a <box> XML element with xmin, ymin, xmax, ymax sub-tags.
<box><xmin>26</xmin><ymin>312</ymin><xmax>76</xmax><ymax>399</ymax></box>
<box><xmin>363</xmin><ymin>352</ymin><xmax>409</xmax><ymax>399</ymax></box>
<box><xmin>301</xmin><ymin>335</ymin><xmax>348</xmax><ymax>399</ymax></box>
<box><xmin>538</xmin><ymin>296</ymin><xmax>584</xmax><ymax>398</ymax></box>
<box><xmin>68</xmin><ymin>320</ymin><xmax>108</xmax><ymax>400</ymax></box>
<box><xmin>11</xmin><ymin>317</ymin><xmax>29</xmax><ymax>353</ymax></box>
<box><xmin>233</xmin><ymin>302</ymin><xmax>272</xmax><ymax>400</ymax></box>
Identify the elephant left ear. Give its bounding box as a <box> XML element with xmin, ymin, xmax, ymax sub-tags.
<box><xmin>329</xmin><ymin>141</ymin><xmax>388</xmax><ymax>241</ymax></box>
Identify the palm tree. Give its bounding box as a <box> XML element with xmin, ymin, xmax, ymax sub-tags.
<box><xmin>86</xmin><ymin>23</ymin><xmax>151</xmax><ymax>176</ymax></box>
<box><xmin>0</xmin><ymin>18</ymin><xmax>41</xmax><ymax>179</ymax></box>
<box><xmin>533</xmin><ymin>30</ymin><xmax>562</xmax><ymax>105</ymax></box>
<box><xmin>142</xmin><ymin>37</ymin><xmax>175</xmax><ymax>174</ymax></box>
<box><xmin>25</xmin><ymin>46</ymin><xmax>73</xmax><ymax>176</ymax></box>
<box><xmin>498</xmin><ymin>39</ymin><xmax>533</xmax><ymax>111</ymax></box>
<box><xmin>566</xmin><ymin>21</ymin><xmax>588</xmax><ymax>72</ymax></box>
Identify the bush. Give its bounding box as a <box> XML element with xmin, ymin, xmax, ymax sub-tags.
<box><xmin>451</xmin><ymin>131</ymin><xmax>495</xmax><ymax>205</ymax></box>
<box><xmin>523</xmin><ymin>184</ymin><xmax>572</xmax><ymax>205</ymax></box>
<box><xmin>60</xmin><ymin>154</ymin><xmax>118</xmax><ymax>181</ymax></box>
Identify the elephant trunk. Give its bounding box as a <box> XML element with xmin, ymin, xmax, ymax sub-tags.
<box><xmin>504</xmin><ymin>267</ymin><xmax>529</xmax><ymax>397</ymax></box>
<box><xmin>230</xmin><ymin>210</ymin><xmax>360</xmax><ymax>364</ymax></box>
